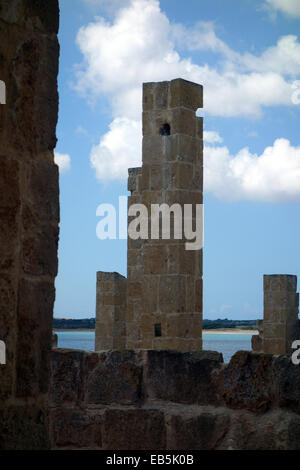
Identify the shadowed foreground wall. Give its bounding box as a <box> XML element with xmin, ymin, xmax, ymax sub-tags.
<box><xmin>0</xmin><ymin>0</ymin><xmax>59</xmax><ymax>449</ymax></box>
<box><xmin>50</xmin><ymin>349</ymin><xmax>300</xmax><ymax>450</ymax></box>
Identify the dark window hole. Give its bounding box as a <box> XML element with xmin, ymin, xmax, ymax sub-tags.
<box><xmin>154</xmin><ymin>323</ymin><xmax>162</xmax><ymax>337</ymax></box>
<box><xmin>159</xmin><ymin>123</ymin><xmax>171</xmax><ymax>136</ymax></box>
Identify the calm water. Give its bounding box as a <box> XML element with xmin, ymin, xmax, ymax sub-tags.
<box><xmin>54</xmin><ymin>331</ymin><xmax>254</xmax><ymax>363</ymax></box>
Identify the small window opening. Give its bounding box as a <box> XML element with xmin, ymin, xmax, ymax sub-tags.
<box><xmin>154</xmin><ymin>323</ymin><xmax>162</xmax><ymax>337</ymax></box>
<box><xmin>159</xmin><ymin>123</ymin><xmax>171</xmax><ymax>136</ymax></box>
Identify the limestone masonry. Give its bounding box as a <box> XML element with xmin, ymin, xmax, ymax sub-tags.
<box><xmin>96</xmin><ymin>79</ymin><xmax>204</xmax><ymax>351</ymax></box>
<box><xmin>252</xmin><ymin>274</ymin><xmax>300</xmax><ymax>355</ymax></box>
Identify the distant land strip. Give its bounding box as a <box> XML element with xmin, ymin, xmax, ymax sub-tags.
<box><xmin>53</xmin><ymin>318</ymin><xmax>258</xmax><ymax>331</ymax></box>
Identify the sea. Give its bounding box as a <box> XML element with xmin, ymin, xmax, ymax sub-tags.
<box><xmin>54</xmin><ymin>331</ymin><xmax>254</xmax><ymax>363</ymax></box>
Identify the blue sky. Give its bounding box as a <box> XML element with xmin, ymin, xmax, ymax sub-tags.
<box><xmin>54</xmin><ymin>0</ymin><xmax>300</xmax><ymax>319</ymax></box>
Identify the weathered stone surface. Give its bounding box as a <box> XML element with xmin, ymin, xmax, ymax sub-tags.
<box><xmin>255</xmin><ymin>275</ymin><xmax>299</xmax><ymax>355</ymax></box>
<box><xmin>0</xmin><ymin>406</ymin><xmax>50</xmax><ymax>450</ymax></box>
<box><xmin>50</xmin><ymin>349</ymin><xmax>84</xmax><ymax>406</ymax></box>
<box><xmin>103</xmin><ymin>409</ymin><xmax>166</xmax><ymax>450</ymax></box>
<box><xmin>166</xmin><ymin>407</ymin><xmax>230</xmax><ymax>450</ymax></box>
<box><xmin>84</xmin><ymin>350</ymin><xmax>143</xmax><ymax>405</ymax></box>
<box><xmin>50</xmin><ymin>409</ymin><xmax>103</xmax><ymax>449</ymax></box>
<box><xmin>144</xmin><ymin>350</ymin><xmax>223</xmax><ymax>405</ymax></box>
<box><xmin>0</xmin><ymin>0</ymin><xmax>59</xmax><ymax>33</ymax></box>
<box><xmin>220</xmin><ymin>351</ymin><xmax>274</xmax><ymax>412</ymax></box>
<box><xmin>49</xmin><ymin>349</ymin><xmax>300</xmax><ymax>450</ymax></box>
<box><xmin>95</xmin><ymin>272</ymin><xmax>127</xmax><ymax>351</ymax></box>
<box><xmin>0</xmin><ymin>0</ymin><xmax>59</xmax><ymax>451</ymax></box>
<box><xmin>0</xmin><ymin>26</ymin><xmax>59</xmax><ymax>158</ymax></box>
<box><xmin>272</xmin><ymin>354</ymin><xmax>300</xmax><ymax>414</ymax></box>
<box><xmin>220</xmin><ymin>409</ymin><xmax>300</xmax><ymax>450</ymax></box>
<box><xmin>16</xmin><ymin>279</ymin><xmax>55</xmax><ymax>397</ymax></box>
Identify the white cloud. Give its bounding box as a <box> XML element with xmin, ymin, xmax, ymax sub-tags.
<box><xmin>240</xmin><ymin>35</ymin><xmax>300</xmax><ymax>75</ymax></box>
<box><xmin>90</xmin><ymin>117</ymin><xmax>142</xmax><ymax>181</ymax></box>
<box><xmin>204</xmin><ymin>138</ymin><xmax>300</xmax><ymax>202</ymax></box>
<box><xmin>54</xmin><ymin>152</ymin><xmax>71</xmax><ymax>173</ymax></box>
<box><xmin>75</xmin><ymin>0</ymin><xmax>298</xmax><ymax>119</ymax></box>
<box><xmin>265</xmin><ymin>0</ymin><xmax>300</xmax><ymax>18</ymax></box>
<box><xmin>74</xmin><ymin>0</ymin><xmax>300</xmax><ymax>200</ymax></box>
<box><xmin>203</xmin><ymin>131</ymin><xmax>223</xmax><ymax>144</ymax></box>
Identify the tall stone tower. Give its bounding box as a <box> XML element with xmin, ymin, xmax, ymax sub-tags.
<box><xmin>126</xmin><ymin>78</ymin><xmax>203</xmax><ymax>350</ymax></box>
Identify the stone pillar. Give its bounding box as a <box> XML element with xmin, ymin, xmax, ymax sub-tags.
<box><xmin>126</xmin><ymin>167</ymin><xmax>143</xmax><ymax>348</ymax></box>
<box><xmin>95</xmin><ymin>272</ymin><xmax>127</xmax><ymax>350</ymax></box>
<box><xmin>251</xmin><ymin>320</ymin><xmax>263</xmax><ymax>353</ymax></box>
<box><xmin>126</xmin><ymin>78</ymin><xmax>203</xmax><ymax>351</ymax></box>
<box><xmin>0</xmin><ymin>0</ymin><xmax>59</xmax><ymax>449</ymax></box>
<box><xmin>263</xmin><ymin>275</ymin><xmax>299</xmax><ymax>355</ymax></box>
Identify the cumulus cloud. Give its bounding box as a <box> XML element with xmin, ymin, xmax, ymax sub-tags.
<box><xmin>204</xmin><ymin>138</ymin><xmax>300</xmax><ymax>202</ymax></box>
<box><xmin>74</xmin><ymin>0</ymin><xmax>300</xmax><ymax>200</ymax></box>
<box><xmin>54</xmin><ymin>152</ymin><xmax>71</xmax><ymax>173</ymax></box>
<box><xmin>265</xmin><ymin>0</ymin><xmax>300</xmax><ymax>18</ymax></box>
<box><xmin>240</xmin><ymin>35</ymin><xmax>300</xmax><ymax>75</ymax></box>
<box><xmin>75</xmin><ymin>0</ymin><xmax>298</xmax><ymax>118</ymax></box>
<box><xmin>203</xmin><ymin>131</ymin><xmax>223</xmax><ymax>144</ymax></box>
<box><xmin>90</xmin><ymin>117</ymin><xmax>142</xmax><ymax>181</ymax></box>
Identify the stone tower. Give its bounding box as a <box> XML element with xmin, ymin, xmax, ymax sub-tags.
<box><xmin>252</xmin><ymin>274</ymin><xmax>300</xmax><ymax>355</ymax></box>
<box><xmin>126</xmin><ymin>78</ymin><xmax>203</xmax><ymax>350</ymax></box>
<box><xmin>96</xmin><ymin>78</ymin><xmax>204</xmax><ymax>351</ymax></box>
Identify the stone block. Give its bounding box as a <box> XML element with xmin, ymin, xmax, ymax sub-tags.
<box><xmin>141</xmin><ymin>275</ymin><xmax>159</xmax><ymax>313</ymax></box>
<box><xmin>50</xmin><ymin>349</ymin><xmax>84</xmax><ymax>406</ymax></box>
<box><xmin>169</xmin><ymin>78</ymin><xmax>203</xmax><ymax>111</ymax></box>
<box><xmin>103</xmin><ymin>409</ymin><xmax>166</xmax><ymax>450</ymax></box>
<box><xmin>144</xmin><ymin>350</ymin><xmax>223</xmax><ymax>405</ymax></box>
<box><xmin>141</xmin><ymin>164</ymin><xmax>150</xmax><ymax>190</ymax></box>
<box><xmin>0</xmin><ymin>206</ymin><xmax>20</xmax><ymax>271</ymax></box>
<box><xmin>0</xmin><ymin>0</ymin><xmax>59</xmax><ymax>34</ymax></box>
<box><xmin>84</xmin><ymin>350</ymin><xmax>143</xmax><ymax>405</ymax></box>
<box><xmin>143</xmin><ymin>108</ymin><xmax>196</xmax><ymax>138</ymax></box>
<box><xmin>0</xmin><ymin>273</ymin><xmax>17</xmax><ymax>399</ymax></box>
<box><xmin>221</xmin><ymin>351</ymin><xmax>274</xmax><ymax>412</ymax></box>
<box><xmin>168</xmin><ymin>162</ymin><xmax>194</xmax><ymax>190</ymax></box>
<box><xmin>251</xmin><ymin>334</ymin><xmax>263</xmax><ymax>352</ymax></box>
<box><xmin>142</xmin><ymin>136</ymin><xmax>165</xmax><ymax>164</ymax></box>
<box><xmin>196</xmin><ymin>116</ymin><xmax>203</xmax><ymax>139</ymax></box>
<box><xmin>143</xmin><ymin>245</ymin><xmax>168</xmax><ymax>275</ymax></box>
<box><xmin>166</xmin><ymin>408</ymin><xmax>230</xmax><ymax>450</ymax></box>
<box><xmin>166</xmin><ymin>135</ymin><xmax>199</xmax><ymax>163</ymax></box>
<box><xmin>150</xmin><ymin>165</ymin><xmax>163</xmax><ymax>190</ymax></box>
<box><xmin>264</xmin><ymin>274</ymin><xmax>297</xmax><ymax>292</ymax></box>
<box><xmin>263</xmin><ymin>338</ymin><xmax>286</xmax><ymax>355</ymax></box>
<box><xmin>0</xmin><ymin>29</ymin><xmax>59</xmax><ymax>158</ymax></box>
<box><xmin>166</xmin><ymin>313</ymin><xmax>202</xmax><ymax>338</ymax></box>
<box><xmin>50</xmin><ymin>408</ymin><xmax>103</xmax><ymax>449</ymax></box>
<box><xmin>142</xmin><ymin>82</ymin><xmax>155</xmax><ymax>111</ymax></box>
<box><xmin>195</xmin><ymin>279</ymin><xmax>203</xmax><ymax>313</ymax></box>
<box><xmin>159</xmin><ymin>275</ymin><xmax>186</xmax><ymax>313</ymax></box>
<box><xmin>23</xmin><ymin>160</ymin><xmax>59</xmax><ymax>226</ymax></box>
<box><xmin>16</xmin><ymin>278</ymin><xmax>55</xmax><ymax>397</ymax></box>
<box><xmin>263</xmin><ymin>322</ymin><xmax>286</xmax><ymax>339</ymax></box>
<box><xmin>128</xmin><ymin>167</ymin><xmax>142</xmax><ymax>193</ymax></box>
<box><xmin>22</xmin><ymin>226</ymin><xmax>59</xmax><ymax>276</ymax></box>
<box><xmin>167</xmin><ymin>244</ymin><xmax>195</xmax><ymax>275</ymax></box>
<box><xmin>0</xmin><ymin>406</ymin><xmax>49</xmax><ymax>450</ymax></box>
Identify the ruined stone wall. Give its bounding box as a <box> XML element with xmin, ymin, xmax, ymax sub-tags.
<box><xmin>0</xmin><ymin>0</ymin><xmax>59</xmax><ymax>449</ymax></box>
<box><xmin>95</xmin><ymin>272</ymin><xmax>127</xmax><ymax>350</ymax></box>
<box><xmin>252</xmin><ymin>275</ymin><xmax>300</xmax><ymax>355</ymax></box>
<box><xmin>50</xmin><ymin>349</ymin><xmax>300</xmax><ymax>450</ymax></box>
<box><xmin>126</xmin><ymin>79</ymin><xmax>204</xmax><ymax>350</ymax></box>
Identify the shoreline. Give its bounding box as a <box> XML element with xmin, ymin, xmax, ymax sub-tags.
<box><xmin>54</xmin><ymin>328</ymin><xmax>258</xmax><ymax>335</ymax></box>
